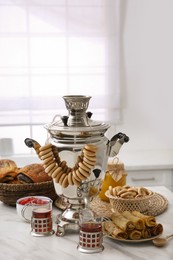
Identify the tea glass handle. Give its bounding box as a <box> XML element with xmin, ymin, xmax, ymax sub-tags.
<box><xmin>21</xmin><ymin>204</ymin><xmax>31</xmax><ymax>223</ymax></box>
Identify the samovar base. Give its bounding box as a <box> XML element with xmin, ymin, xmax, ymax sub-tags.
<box><xmin>55</xmin><ymin>213</ymin><xmax>80</xmax><ymax>237</ymax></box>
<box><xmin>55</xmin><ymin>197</ymin><xmax>85</xmax><ymax>236</ymax></box>
<box><xmin>54</xmin><ymin>179</ymin><xmax>102</xmax><ymax>236</ymax></box>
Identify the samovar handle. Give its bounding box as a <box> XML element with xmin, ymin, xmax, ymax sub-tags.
<box><xmin>107</xmin><ymin>132</ymin><xmax>129</xmax><ymax>157</ymax></box>
<box><xmin>24</xmin><ymin>138</ymin><xmax>42</xmax><ymax>159</ymax></box>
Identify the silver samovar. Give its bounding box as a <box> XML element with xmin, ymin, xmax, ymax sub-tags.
<box><xmin>25</xmin><ymin>95</ymin><xmax>129</xmax><ymax>236</ymax></box>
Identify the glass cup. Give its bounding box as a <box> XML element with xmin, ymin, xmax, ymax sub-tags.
<box><xmin>77</xmin><ymin>207</ymin><xmax>104</xmax><ymax>253</ymax></box>
<box><xmin>31</xmin><ymin>198</ymin><xmax>54</xmax><ymax>237</ymax></box>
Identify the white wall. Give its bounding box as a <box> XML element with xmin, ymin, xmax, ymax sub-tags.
<box><xmin>112</xmin><ymin>0</ymin><xmax>173</xmax><ymax>163</ymax></box>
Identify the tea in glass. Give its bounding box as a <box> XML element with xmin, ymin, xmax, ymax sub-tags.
<box><xmin>31</xmin><ymin>198</ymin><xmax>54</xmax><ymax>236</ymax></box>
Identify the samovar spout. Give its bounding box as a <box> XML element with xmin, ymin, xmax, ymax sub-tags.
<box><xmin>107</xmin><ymin>132</ymin><xmax>129</xmax><ymax>157</ymax></box>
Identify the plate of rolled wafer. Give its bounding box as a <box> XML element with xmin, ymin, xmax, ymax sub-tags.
<box><xmin>103</xmin><ymin>210</ymin><xmax>163</xmax><ymax>243</ymax></box>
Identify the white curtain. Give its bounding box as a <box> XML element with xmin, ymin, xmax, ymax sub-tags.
<box><xmin>0</xmin><ymin>0</ymin><xmax>121</xmax><ymax>154</ymax></box>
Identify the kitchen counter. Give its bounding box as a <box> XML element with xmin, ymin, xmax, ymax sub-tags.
<box><xmin>0</xmin><ymin>186</ymin><xmax>173</xmax><ymax>260</ymax></box>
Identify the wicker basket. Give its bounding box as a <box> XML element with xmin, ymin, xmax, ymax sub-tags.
<box><xmin>105</xmin><ymin>190</ymin><xmax>155</xmax><ymax>214</ymax></box>
<box><xmin>0</xmin><ymin>181</ymin><xmax>58</xmax><ymax>206</ymax></box>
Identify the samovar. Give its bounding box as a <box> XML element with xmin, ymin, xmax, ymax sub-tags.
<box><xmin>25</xmin><ymin>95</ymin><xmax>129</xmax><ymax>236</ymax></box>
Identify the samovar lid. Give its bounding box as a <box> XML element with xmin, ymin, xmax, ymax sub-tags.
<box><xmin>44</xmin><ymin>95</ymin><xmax>110</xmax><ymax>139</ymax></box>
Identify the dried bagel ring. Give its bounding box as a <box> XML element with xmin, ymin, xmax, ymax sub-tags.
<box><xmin>83</xmin><ymin>154</ymin><xmax>96</xmax><ymax>163</ymax></box>
<box><xmin>59</xmin><ymin>173</ymin><xmax>66</xmax><ymax>186</ymax></box>
<box><xmin>117</xmin><ymin>188</ymin><xmax>129</xmax><ymax>196</ymax></box>
<box><xmin>112</xmin><ymin>187</ymin><xmax>117</xmax><ymax>196</ymax></box>
<box><xmin>59</xmin><ymin>160</ymin><xmax>67</xmax><ymax>172</ymax></box>
<box><xmin>32</xmin><ymin>142</ymin><xmax>41</xmax><ymax>157</ymax></box>
<box><xmin>68</xmin><ymin>171</ymin><xmax>74</xmax><ymax>186</ymax></box>
<box><xmin>39</xmin><ymin>147</ymin><xmax>52</xmax><ymax>157</ymax></box>
<box><xmin>39</xmin><ymin>143</ymin><xmax>52</xmax><ymax>151</ymax></box>
<box><xmin>30</xmin><ymin>140</ymin><xmax>98</xmax><ymax>188</ymax></box>
<box><xmin>40</xmin><ymin>151</ymin><xmax>53</xmax><ymax>160</ymax></box>
<box><xmin>72</xmin><ymin>170</ymin><xmax>82</xmax><ymax>182</ymax></box>
<box><xmin>45</xmin><ymin>162</ymin><xmax>56</xmax><ymax>174</ymax></box>
<box><xmin>51</xmin><ymin>146</ymin><xmax>60</xmax><ymax>158</ymax></box>
<box><xmin>78</xmin><ymin>167</ymin><xmax>90</xmax><ymax>178</ymax></box>
<box><xmin>115</xmin><ymin>186</ymin><xmax>122</xmax><ymax>193</ymax></box>
<box><xmin>43</xmin><ymin>157</ymin><xmax>54</xmax><ymax>166</ymax></box>
<box><xmin>77</xmin><ymin>155</ymin><xmax>83</xmax><ymax>163</ymax></box>
<box><xmin>75</xmin><ymin>169</ymin><xmax>86</xmax><ymax>181</ymax></box>
<box><xmin>66</xmin><ymin>167</ymin><xmax>72</xmax><ymax>174</ymax></box>
<box><xmin>54</xmin><ymin>170</ymin><xmax>63</xmax><ymax>183</ymax></box>
<box><xmin>83</xmin><ymin>149</ymin><xmax>96</xmax><ymax>157</ymax></box>
<box><xmin>108</xmin><ymin>185</ymin><xmax>113</xmax><ymax>195</ymax></box>
<box><xmin>78</xmin><ymin>162</ymin><xmax>90</xmax><ymax>172</ymax></box>
<box><xmin>138</xmin><ymin>187</ymin><xmax>149</xmax><ymax>196</ymax></box>
<box><xmin>62</xmin><ymin>174</ymin><xmax>69</xmax><ymax>188</ymax></box>
<box><xmin>85</xmin><ymin>144</ymin><xmax>97</xmax><ymax>152</ymax></box>
<box><xmin>46</xmin><ymin>164</ymin><xmax>57</xmax><ymax>176</ymax></box>
<box><xmin>83</xmin><ymin>157</ymin><xmax>96</xmax><ymax>166</ymax></box>
<box><xmin>24</xmin><ymin>139</ymin><xmax>41</xmax><ymax>158</ymax></box>
<box><xmin>51</xmin><ymin>146</ymin><xmax>59</xmax><ymax>155</ymax></box>
<box><xmin>52</xmin><ymin>167</ymin><xmax>63</xmax><ymax>178</ymax></box>
<box><xmin>82</xmin><ymin>160</ymin><xmax>94</xmax><ymax>169</ymax></box>
<box><xmin>120</xmin><ymin>191</ymin><xmax>135</xmax><ymax>198</ymax></box>
<box><xmin>72</xmin><ymin>175</ymin><xmax>81</xmax><ymax>186</ymax></box>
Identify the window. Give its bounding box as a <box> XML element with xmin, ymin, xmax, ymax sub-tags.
<box><xmin>0</xmin><ymin>0</ymin><xmax>121</xmax><ymax>155</ymax></box>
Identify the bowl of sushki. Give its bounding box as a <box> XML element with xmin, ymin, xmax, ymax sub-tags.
<box><xmin>105</xmin><ymin>185</ymin><xmax>155</xmax><ymax>214</ymax></box>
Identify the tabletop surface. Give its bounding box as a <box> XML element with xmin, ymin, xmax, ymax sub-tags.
<box><xmin>0</xmin><ymin>186</ymin><xmax>173</xmax><ymax>260</ymax></box>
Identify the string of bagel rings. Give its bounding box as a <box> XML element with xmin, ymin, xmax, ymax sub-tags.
<box><xmin>32</xmin><ymin>141</ymin><xmax>97</xmax><ymax>188</ymax></box>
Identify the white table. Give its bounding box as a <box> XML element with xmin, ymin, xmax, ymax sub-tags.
<box><xmin>0</xmin><ymin>186</ymin><xmax>173</xmax><ymax>260</ymax></box>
